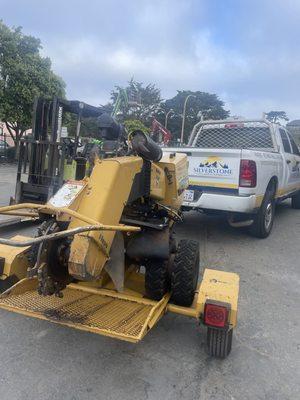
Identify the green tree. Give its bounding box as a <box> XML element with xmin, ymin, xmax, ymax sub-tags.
<box><xmin>0</xmin><ymin>21</ymin><xmax>65</xmax><ymax>147</ymax></box>
<box><xmin>158</xmin><ymin>90</ymin><xmax>230</xmax><ymax>143</ymax></box>
<box><xmin>124</xmin><ymin>119</ymin><xmax>150</xmax><ymax>135</ymax></box>
<box><xmin>110</xmin><ymin>78</ymin><xmax>161</xmax><ymax>125</ymax></box>
<box><xmin>266</xmin><ymin>111</ymin><xmax>289</xmax><ymax>123</ymax></box>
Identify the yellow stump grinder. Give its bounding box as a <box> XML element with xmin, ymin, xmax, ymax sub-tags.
<box><xmin>0</xmin><ymin>118</ymin><xmax>239</xmax><ymax>358</ymax></box>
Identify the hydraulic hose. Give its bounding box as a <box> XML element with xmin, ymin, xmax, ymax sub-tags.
<box><xmin>0</xmin><ymin>224</ymin><xmax>140</xmax><ymax>247</ymax></box>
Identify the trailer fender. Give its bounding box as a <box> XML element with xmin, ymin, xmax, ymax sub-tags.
<box><xmin>197</xmin><ymin>268</ymin><xmax>239</xmax><ymax>328</ymax></box>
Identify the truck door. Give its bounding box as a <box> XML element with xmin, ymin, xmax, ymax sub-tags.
<box><xmin>287</xmin><ymin>131</ymin><xmax>300</xmax><ymax>188</ymax></box>
<box><xmin>279</xmin><ymin>128</ymin><xmax>298</xmax><ymax>192</ymax></box>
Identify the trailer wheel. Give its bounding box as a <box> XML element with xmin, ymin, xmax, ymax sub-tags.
<box><xmin>291</xmin><ymin>191</ymin><xmax>300</xmax><ymax>209</ymax></box>
<box><xmin>207</xmin><ymin>327</ymin><xmax>233</xmax><ymax>358</ymax></box>
<box><xmin>145</xmin><ymin>260</ymin><xmax>169</xmax><ymax>300</ymax></box>
<box><xmin>249</xmin><ymin>188</ymin><xmax>275</xmax><ymax>238</ymax></box>
<box><xmin>170</xmin><ymin>239</ymin><xmax>200</xmax><ymax>307</ymax></box>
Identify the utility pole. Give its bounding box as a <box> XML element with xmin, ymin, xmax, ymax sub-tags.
<box><xmin>180</xmin><ymin>95</ymin><xmax>196</xmax><ymax>144</ymax></box>
<box><xmin>165</xmin><ymin>109</ymin><xmax>174</xmax><ymax>129</ymax></box>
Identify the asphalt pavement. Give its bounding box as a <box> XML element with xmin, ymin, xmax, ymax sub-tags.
<box><xmin>0</xmin><ymin>164</ymin><xmax>299</xmax><ymax>400</ymax></box>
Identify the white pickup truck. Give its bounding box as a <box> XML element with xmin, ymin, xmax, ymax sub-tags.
<box><xmin>166</xmin><ymin>118</ymin><xmax>300</xmax><ymax>238</ymax></box>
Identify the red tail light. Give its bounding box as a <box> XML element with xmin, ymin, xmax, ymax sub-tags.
<box><xmin>239</xmin><ymin>159</ymin><xmax>257</xmax><ymax>187</ymax></box>
<box><xmin>204</xmin><ymin>300</ymin><xmax>230</xmax><ymax>328</ymax></box>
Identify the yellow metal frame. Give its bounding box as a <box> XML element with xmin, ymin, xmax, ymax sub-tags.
<box><xmin>0</xmin><ymin>268</ymin><xmax>239</xmax><ymax>342</ymax></box>
<box><xmin>0</xmin><ymin>235</ymin><xmax>31</xmax><ymax>280</ymax></box>
<box><xmin>0</xmin><ymin>153</ymin><xmax>239</xmax><ymax>342</ymax></box>
<box><xmin>0</xmin><ymin>203</ymin><xmax>140</xmax><ymax>233</ymax></box>
<box><xmin>0</xmin><ymin>277</ymin><xmax>170</xmax><ymax>343</ymax></box>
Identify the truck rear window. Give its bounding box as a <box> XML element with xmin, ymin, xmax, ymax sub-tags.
<box><xmin>195</xmin><ymin>124</ymin><xmax>273</xmax><ymax>149</ymax></box>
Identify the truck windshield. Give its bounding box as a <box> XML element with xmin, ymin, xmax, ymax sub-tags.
<box><xmin>195</xmin><ymin>123</ymin><xmax>273</xmax><ymax>149</ymax></box>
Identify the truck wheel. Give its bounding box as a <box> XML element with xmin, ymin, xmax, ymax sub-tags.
<box><xmin>249</xmin><ymin>190</ymin><xmax>275</xmax><ymax>238</ymax></box>
<box><xmin>170</xmin><ymin>239</ymin><xmax>200</xmax><ymax>307</ymax></box>
<box><xmin>207</xmin><ymin>327</ymin><xmax>233</xmax><ymax>358</ymax></box>
<box><xmin>291</xmin><ymin>191</ymin><xmax>300</xmax><ymax>209</ymax></box>
<box><xmin>145</xmin><ymin>260</ymin><xmax>169</xmax><ymax>300</ymax></box>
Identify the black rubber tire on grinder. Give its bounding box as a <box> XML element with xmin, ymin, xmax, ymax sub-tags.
<box><xmin>145</xmin><ymin>260</ymin><xmax>169</xmax><ymax>301</ymax></box>
<box><xmin>170</xmin><ymin>239</ymin><xmax>200</xmax><ymax>307</ymax></box>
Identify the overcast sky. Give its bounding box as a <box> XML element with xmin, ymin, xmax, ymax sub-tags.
<box><xmin>1</xmin><ymin>0</ymin><xmax>299</xmax><ymax>119</ymax></box>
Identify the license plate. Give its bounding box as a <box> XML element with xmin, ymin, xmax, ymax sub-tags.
<box><xmin>183</xmin><ymin>189</ymin><xmax>194</xmax><ymax>202</ymax></box>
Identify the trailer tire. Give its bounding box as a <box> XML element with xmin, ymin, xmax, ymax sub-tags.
<box><xmin>170</xmin><ymin>239</ymin><xmax>200</xmax><ymax>307</ymax></box>
<box><xmin>207</xmin><ymin>327</ymin><xmax>233</xmax><ymax>358</ymax></box>
<box><xmin>145</xmin><ymin>260</ymin><xmax>169</xmax><ymax>301</ymax></box>
<box><xmin>291</xmin><ymin>191</ymin><xmax>300</xmax><ymax>209</ymax></box>
<box><xmin>249</xmin><ymin>188</ymin><xmax>275</xmax><ymax>238</ymax></box>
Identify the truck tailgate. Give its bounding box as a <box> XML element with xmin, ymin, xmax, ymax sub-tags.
<box><xmin>186</xmin><ymin>149</ymin><xmax>242</xmax><ymax>190</ymax></box>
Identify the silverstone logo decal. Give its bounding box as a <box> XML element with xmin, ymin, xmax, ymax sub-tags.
<box><xmin>193</xmin><ymin>157</ymin><xmax>232</xmax><ymax>177</ymax></box>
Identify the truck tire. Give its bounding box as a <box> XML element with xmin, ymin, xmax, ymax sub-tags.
<box><xmin>207</xmin><ymin>327</ymin><xmax>233</xmax><ymax>358</ymax></box>
<box><xmin>145</xmin><ymin>260</ymin><xmax>169</xmax><ymax>300</ymax></box>
<box><xmin>170</xmin><ymin>239</ymin><xmax>200</xmax><ymax>307</ymax></box>
<box><xmin>249</xmin><ymin>189</ymin><xmax>275</xmax><ymax>238</ymax></box>
<box><xmin>291</xmin><ymin>191</ymin><xmax>300</xmax><ymax>209</ymax></box>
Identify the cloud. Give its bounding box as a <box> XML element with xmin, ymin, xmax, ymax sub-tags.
<box><xmin>1</xmin><ymin>0</ymin><xmax>299</xmax><ymax>120</ymax></box>
<box><xmin>43</xmin><ymin>27</ymin><xmax>250</xmax><ymax>100</ymax></box>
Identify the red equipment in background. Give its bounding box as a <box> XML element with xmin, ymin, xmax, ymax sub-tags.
<box><xmin>151</xmin><ymin>118</ymin><xmax>172</xmax><ymax>145</ymax></box>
